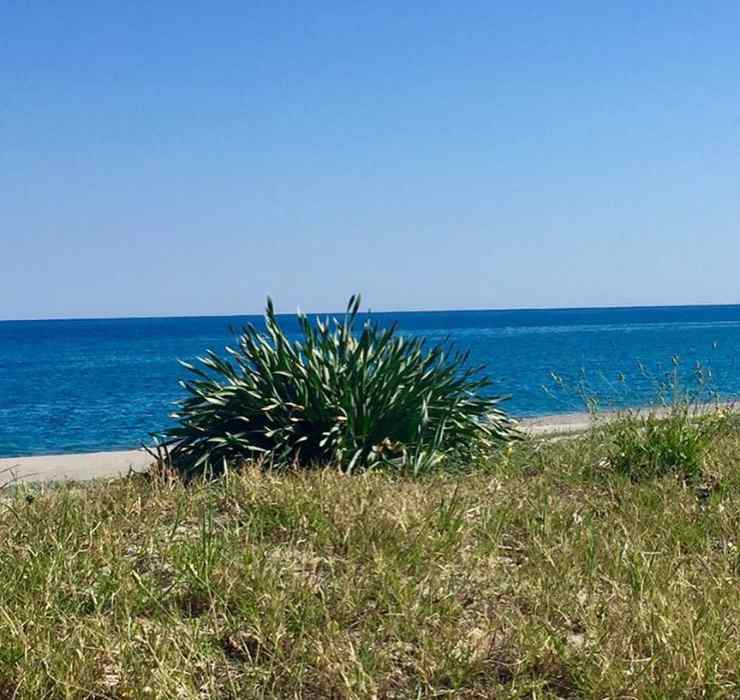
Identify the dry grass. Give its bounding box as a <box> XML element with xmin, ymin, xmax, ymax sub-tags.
<box><xmin>2</xmin><ymin>424</ymin><xmax>740</xmax><ymax>698</ymax></box>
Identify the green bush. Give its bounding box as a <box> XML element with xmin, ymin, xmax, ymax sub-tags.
<box><xmin>159</xmin><ymin>296</ymin><xmax>518</xmax><ymax>477</ymax></box>
<box><xmin>604</xmin><ymin>404</ymin><xmax>727</xmax><ymax>481</ymax></box>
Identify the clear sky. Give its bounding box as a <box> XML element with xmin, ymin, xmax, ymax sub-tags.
<box><xmin>3</xmin><ymin>2</ymin><xmax>740</xmax><ymax>319</ymax></box>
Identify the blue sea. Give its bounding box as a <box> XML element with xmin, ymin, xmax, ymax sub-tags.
<box><xmin>2</xmin><ymin>305</ymin><xmax>740</xmax><ymax>457</ymax></box>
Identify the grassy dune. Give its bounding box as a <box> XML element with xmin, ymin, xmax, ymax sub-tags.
<box><xmin>2</xmin><ymin>422</ymin><xmax>740</xmax><ymax>698</ymax></box>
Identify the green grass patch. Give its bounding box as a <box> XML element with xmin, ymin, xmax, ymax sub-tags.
<box><xmin>3</xmin><ymin>419</ymin><xmax>740</xmax><ymax>697</ymax></box>
<box><xmin>600</xmin><ymin>404</ymin><xmax>730</xmax><ymax>482</ymax></box>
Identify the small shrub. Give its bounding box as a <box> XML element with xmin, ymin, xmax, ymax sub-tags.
<box><xmin>159</xmin><ymin>295</ymin><xmax>518</xmax><ymax>477</ymax></box>
<box><xmin>603</xmin><ymin>405</ymin><xmax>727</xmax><ymax>481</ymax></box>
<box><xmin>544</xmin><ymin>355</ymin><xmax>730</xmax><ymax>482</ymax></box>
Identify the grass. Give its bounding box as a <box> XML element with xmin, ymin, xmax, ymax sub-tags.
<box><xmin>3</xmin><ymin>418</ymin><xmax>740</xmax><ymax>698</ymax></box>
<box><xmin>599</xmin><ymin>403</ymin><xmax>730</xmax><ymax>482</ymax></box>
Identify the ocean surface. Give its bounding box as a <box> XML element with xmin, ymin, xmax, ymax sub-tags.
<box><xmin>2</xmin><ymin>305</ymin><xmax>740</xmax><ymax>457</ymax></box>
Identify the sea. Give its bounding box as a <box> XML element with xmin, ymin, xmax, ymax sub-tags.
<box><xmin>2</xmin><ymin>304</ymin><xmax>740</xmax><ymax>457</ymax></box>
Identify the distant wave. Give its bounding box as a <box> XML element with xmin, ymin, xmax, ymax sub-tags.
<box><xmin>413</xmin><ymin>320</ymin><xmax>740</xmax><ymax>338</ymax></box>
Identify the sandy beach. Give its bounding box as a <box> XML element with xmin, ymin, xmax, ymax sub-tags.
<box><xmin>0</xmin><ymin>414</ymin><xmax>596</xmax><ymax>485</ymax></box>
<box><xmin>0</xmin><ymin>448</ymin><xmax>154</xmax><ymax>486</ymax></box>
<box><xmin>1</xmin><ymin>404</ymin><xmax>732</xmax><ymax>484</ymax></box>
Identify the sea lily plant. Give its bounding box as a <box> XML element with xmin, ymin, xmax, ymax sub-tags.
<box><xmin>158</xmin><ymin>295</ymin><xmax>518</xmax><ymax>477</ymax></box>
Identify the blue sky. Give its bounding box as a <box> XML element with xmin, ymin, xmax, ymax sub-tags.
<box><xmin>3</xmin><ymin>2</ymin><xmax>740</xmax><ymax>319</ymax></box>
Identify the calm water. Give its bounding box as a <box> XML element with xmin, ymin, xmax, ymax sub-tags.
<box><xmin>2</xmin><ymin>305</ymin><xmax>740</xmax><ymax>457</ymax></box>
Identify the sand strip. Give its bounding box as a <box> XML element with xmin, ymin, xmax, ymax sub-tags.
<box><xmin>0</xmin><ymin>404</ymin><xmax>732</xmax><ymax>484</ymax></box>
<box><xmin>0</xmin><ymin>449</ymin><xmax>154</xmax><ymax>486</ymax></box>
<box><xmin>519</xmin><ymin>412</ymin><xmax>595</xmax><ymax>436</ymax></box>
<box><xmin>0</xmin><ymin>416</ymin><xmax>589</xmax><ymax>484</ymax></box>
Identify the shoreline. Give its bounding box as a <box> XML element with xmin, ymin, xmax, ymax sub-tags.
<box><xmin>1</xmin><ymin>404</ymin><xmax>733</xmax><ymax>484</ymax></box>
<box><xmin>0</xmin><ymin>414</ymin><xmax>587</xmax><ymax>484</ymax></box>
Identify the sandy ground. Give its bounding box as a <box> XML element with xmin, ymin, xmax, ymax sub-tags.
<box><xmin>518</xmin><ymin>412</ymin><xmax>595</xmax><ymax>436</ymax></box>
<box><xmin>0</xmin><ymin>405</ymin><xmax>730</xmax><ymax>485</ymax></box>
<box><xmin>0</xmin><ymin>416</ymin><xmax>592</xmax><ymax>485</ymax></box>
<box><xmin>0</xmin><ymin>449</ymin><xmax>154</xmax><ymax>486</ymax></box>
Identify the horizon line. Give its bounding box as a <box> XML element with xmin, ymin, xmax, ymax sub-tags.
<box><xmin>2</xmin><ymin>300</ymin><xmax>740</xmax><ymax>324</ymax></box>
